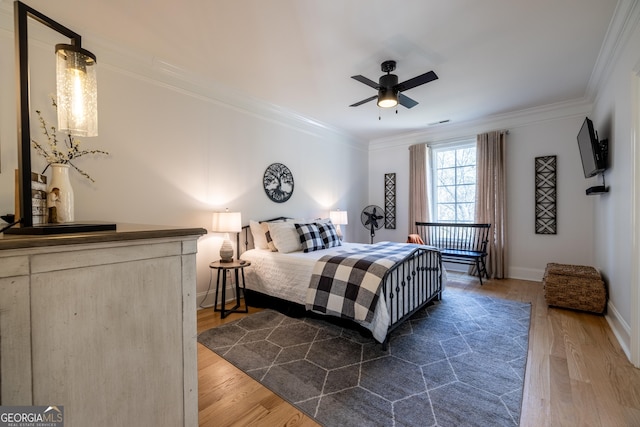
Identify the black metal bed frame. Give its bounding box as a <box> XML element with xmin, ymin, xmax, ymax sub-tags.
<box><xmin>378</xmin><ymin>246</ymin><xmax>442</xmax><ymax>348</ymax></box>
<box><xmin>238</xmin><ymin>218</ymin><xmax>443</xmax><ymax>349</ymax></box>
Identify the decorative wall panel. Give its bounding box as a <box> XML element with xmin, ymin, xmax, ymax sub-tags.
<box><xmin>535</xmin><ymin>155</ymin><xmax>557</xmax><ymax>234</ymax></box>
<box><xmin>384</xmin><ymin>173</ymin><xmax>396</xmax><ymax>229</ymax></box>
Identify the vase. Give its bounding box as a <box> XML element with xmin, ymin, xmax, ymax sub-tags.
<box><xmin>47</xmin><ymin>163</ymin><xmax>74</xmax><ymax>223</ymax></box>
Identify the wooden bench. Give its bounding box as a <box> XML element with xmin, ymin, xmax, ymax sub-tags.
<box><xmin>415</xmin><ymin>222</ymin><xmax>491</xmax><ymax>284</ymax></box>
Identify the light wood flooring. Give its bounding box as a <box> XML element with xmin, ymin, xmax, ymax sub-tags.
<box><xmin>197</xmin><ymin>273</ymin><xmax>640</xmax><ymax>426</ymax></box>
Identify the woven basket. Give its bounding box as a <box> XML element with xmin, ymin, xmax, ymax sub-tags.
<box><xmin>543</xmin><ymin>263</ymin><xmax>606</xmax><ymax>314</ymax></box>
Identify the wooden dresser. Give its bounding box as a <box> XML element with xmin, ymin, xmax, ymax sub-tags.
<box><xmin>0</xmin><ymin>224</ymin><xmax>206</xmax><ymax>426</ymax></box>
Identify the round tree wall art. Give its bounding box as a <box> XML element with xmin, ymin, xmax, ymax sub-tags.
<box><xmin>263</xmin><ymin>163</ymin><xmax>294</xmax><ymax>203</ymax></box>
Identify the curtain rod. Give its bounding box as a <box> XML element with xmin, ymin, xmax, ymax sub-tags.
<box><xmin>414</xmin><ymin>129</ymin><xmax>510</xmax><ymax>149</ymax></box>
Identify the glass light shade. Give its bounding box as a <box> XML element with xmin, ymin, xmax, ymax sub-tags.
<box><xmin>377</xmin><ymin>89</ymin><xmax>398</xmax><ymax>108</ymax></box>
<box><xmin>56</xmin><ymin>44</ymin><xmax>98</xmax><ymax>137</ymax></box>
<box><xmin>329</xmin><ymin>210</ymin><xmax>348</xmax><ymax>225</ymax></box>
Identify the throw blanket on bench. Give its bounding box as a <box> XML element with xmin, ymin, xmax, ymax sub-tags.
<box><xmin>306</xmin><ymin>242</ymin><xmax>419</xmax><ymax>323</ymax></box>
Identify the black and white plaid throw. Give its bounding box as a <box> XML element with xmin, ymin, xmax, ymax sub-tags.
<box><xmin>306</xmin><ymin>242</ymin><xmax>418</xmax><ymax>323</ymax></box>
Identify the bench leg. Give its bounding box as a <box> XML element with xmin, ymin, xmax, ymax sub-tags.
<box><xmin>476</xmin><ymin>259</ymin><xmax>484</xmax><ymax>285</ymax></box>
<box><xmin>475</xmin><ymin>257</ymin><xmax>491</xmax><ymax>285</ymax></box>
<box><xmin>481</xmin><ymin>257</ymin><xmax>489</xmax><ymax>278</ymax></box>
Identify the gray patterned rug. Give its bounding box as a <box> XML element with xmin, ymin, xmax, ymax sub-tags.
<box><xmin>198</xmin><ymin>288</ymin><xmax>531</xmax><ymax>427</ymax></box>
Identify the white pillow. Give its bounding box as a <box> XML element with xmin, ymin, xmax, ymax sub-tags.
<box><xmin>267</xmin><ymin>221</ymin><xmax>303</xmax><ymax>253</ymax></box>
<box><xmin>250</xmin><ymin>220</ymin><xmax>268</xmax><ymax>250</ymax></box>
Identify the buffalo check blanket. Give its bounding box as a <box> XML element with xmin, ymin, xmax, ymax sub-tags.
<box><xmin>305</xmin><ymin>242</ymin><xmax>418</xmax><ymax>323</ymax></box>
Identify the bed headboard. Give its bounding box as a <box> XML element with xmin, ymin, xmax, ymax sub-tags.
<box><xmin>239</xmin><ymin>216</ymin><xmax>291</xmax><ymax>255</ymax></box>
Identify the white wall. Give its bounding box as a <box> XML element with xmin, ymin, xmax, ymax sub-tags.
<box><xmin>0</xmin><ymin>7</ymin><xmax>369</xmax><ymax>302</ymax></box>
<box><xmin>506</xmin><ymin>117</ymin><xmax>597</xmax><ymax>279</ymax></box>
<box><xmin>368</xmin><ymin>109</ymin><xmax>596</xmax><ymax>282</ymax></box>
<box><xmin>591</xmin><ymin>9</ymin><xmax>640</xmax><ymax>357</ymax></box>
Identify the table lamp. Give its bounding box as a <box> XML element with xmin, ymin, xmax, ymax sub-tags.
<box><xmin>329</xmin><ymin>210</ymin><xmax>348</xmax><ymax>240</ymax></box>
<box><xmin>7</xmin><ymin>1</ymin><xmax>114</xmax><ymax>235</ymax></box>
<box><xmin>212</xmin><ymin>210</ymin><xmax>242</xmax><ymax>262</ymax></box>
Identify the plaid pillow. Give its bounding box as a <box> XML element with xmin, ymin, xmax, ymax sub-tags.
<box><xmin>317</xmin><ymin>221</ymin><xmax>342</xmax><ymax>248</ymax></box>
<box><xmin>295</xmin><ymin>223</ymin><xmax>325</xmax><ymax>252</ymax></box>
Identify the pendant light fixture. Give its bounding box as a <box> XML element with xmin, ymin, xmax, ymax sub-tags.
<box><xmin>55</xmin><ymin>43</ymin><xmax>98</xmax><ymax>137</ymax></box>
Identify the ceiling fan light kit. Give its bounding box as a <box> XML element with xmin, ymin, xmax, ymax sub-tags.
<box><xmin>377</xmin><ymin>88</ymin><xmax>398</xmax><ymax>108</ymax></box>
<box><xmin>350</xmin><ymin>60</ymin><xmax>438</xmax><ymax>113</ymax></box>
<box><xmin>376</xmin><ymin>65</ymin><xmax>399</xmax><ymax>108</ymax></box>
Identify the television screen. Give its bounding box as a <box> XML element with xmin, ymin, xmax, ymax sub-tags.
<box><xmin>577</xmin><ymin>117</ymin><xmax>606</xmax><ymax>178</ymax></box>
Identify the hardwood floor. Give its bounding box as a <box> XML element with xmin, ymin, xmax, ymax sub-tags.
<box><xmin>197</xmin><ymin>273</ymin><xmax>640</xmax><ymax>426</ymax></box>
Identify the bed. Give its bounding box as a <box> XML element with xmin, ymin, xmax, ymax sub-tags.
<box><xmin>238</xmin><ymin>217</ymin><xmax>443</xmax><ymax>348</ymax></box>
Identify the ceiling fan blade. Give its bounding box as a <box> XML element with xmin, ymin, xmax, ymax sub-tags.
<box><xmin>351</xmin><ymin>75</ymin><xmax>380</xmax><ymax>89</ymax></box>
<box><xmin>349</xmin><ymin>95</ymin><xmax>377</xmax><ymax>107</ymax></box>
<box><xmin>396</xmin><ymin>70</ymin><xmax>438</xmax><ymax>92</ymax></box>
<box><xmin>399</xmin><ymin>93</ymin><xmax>419</xmax><ymax>109</ymax></box>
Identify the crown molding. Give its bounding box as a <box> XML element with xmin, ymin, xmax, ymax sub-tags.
<box><xmin>0</xmin><ymin>3</ymin><xmax>367</xmax><ymax>152</ymax></box>
<box><xmin>587</xmin><ymin>0</ymin><xmax>640</xmax><ymax>100</ymax></box>
<box><xmin>148</xmin><ymin>59</ymin><xmax>367</xmax><ymax>148</ymax></box>
<box><xmin>368</xmin><ymin>97</ymin><xmax>593</xmax><ymax>151</ymax></box>
<box><xmin>370</xmin><ymin>1</ymin><xmax>640</xmax><ymax>152</ymax></box>
<box><xmin>2</xmin><ymin>1</ymin><xmax>632</xmax><ymax>153</ymax></box>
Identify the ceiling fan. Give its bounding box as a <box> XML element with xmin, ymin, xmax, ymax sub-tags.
<box><xmin>349</xmin><ymin>60</ymin><xmax>438</xmax><ymax>109</ymax></box>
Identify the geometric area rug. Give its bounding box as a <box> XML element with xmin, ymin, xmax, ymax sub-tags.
<box><xmin>198</xmin><ymin>288</ymin><xmax>531</xmax><ymax>427</ymax></box>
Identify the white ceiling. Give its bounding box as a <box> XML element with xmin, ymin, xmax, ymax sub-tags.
<box><xmin>12</xmin><ymin>0</ymin><xmax>619</xmax><ymax>141</ymax></box>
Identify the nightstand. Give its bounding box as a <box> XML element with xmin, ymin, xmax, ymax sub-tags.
<box><xmin>209</xmin><ymin>260</ymin><xmax>250</xmax><ymax>318</ymax></box>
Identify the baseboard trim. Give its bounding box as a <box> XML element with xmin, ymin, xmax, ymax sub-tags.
<box><xmin>605</xmin><ymin>300</ymin><xmax>632</xmax><ymax>360</ymax></box>
<box><xmin>506</xmin><ymin>267</ymin><xmax>545</xmax><ymax>282</ymax></box>
<box><xmin>196</xmin><ymin>285</ymin><xmax>238</xmax><ymax>310</ymax></box>
<box><xmin>445</xmin><ymin>264</ymin><xmax>544</xmax><ymax>282</ymax></box>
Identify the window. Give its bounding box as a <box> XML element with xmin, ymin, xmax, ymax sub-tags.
<box><xmin>431</xmin><ymin>142</ymin><xmax>476</xmax><ymax>223</ymax></box>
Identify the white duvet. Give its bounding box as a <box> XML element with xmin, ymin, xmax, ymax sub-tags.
<box><xmin>240</xmin><ymin>242</ymin><xmax>443</xmax><ymax>342</ymax></box>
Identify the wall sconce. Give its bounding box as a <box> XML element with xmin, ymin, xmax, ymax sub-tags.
<box><xmin>8</xmin><ymin>1</ymin><xmax>111</xmax><ymax>234</ymax></box>
<box><xmin>212</xmin><ymin>210</ymin><xmax>242</xmax><ymax>263</ymax></box>
<box><xmin>329</xmin><ymin>210</ymin><xmax>348</xmax><ymax>240</ymax></box>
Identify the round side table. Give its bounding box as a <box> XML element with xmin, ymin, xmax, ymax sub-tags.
<box><xmin>209</xmin><ymin>260</ymin><xmax>251</xmax><ymax>318</ymax></box>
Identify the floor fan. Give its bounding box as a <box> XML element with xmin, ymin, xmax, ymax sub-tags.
<box><xmin>361</xmin><ymin>205</ymin><xmax>384</xmax><ymax>244</ymax></box>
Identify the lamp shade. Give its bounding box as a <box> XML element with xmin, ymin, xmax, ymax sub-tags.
<box><xmin>212</xmin><ymin>211</ymin><xmax>242</xmax><ymax>233</ymax></box>
<box><xmin>329</xmin><ymin>210</ymin><xmax>348</xmax><ymax>225</ymax></box>
<box><xmin>56</xmin><ymin>44</ymin><xmax>98</xmax><ymax>137</ymax></box>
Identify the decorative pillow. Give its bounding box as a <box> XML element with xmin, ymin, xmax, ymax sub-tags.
<box><xmin>294</xmin><ymin>223</ymin><xmax>325</xmax><ymax>253</ymax></box>
<box><xmin>249</xmin><ymin>219</ymin><xmax>285</xmax><ymax>251</ymax></box>
<box><xmin>261</xmin><ymin>222</ymin><xmax>275</xmax><ymax>251</ymax></box>
<box><xmin>267</xmin><ymin>221</ymin><xmax>303</xmax><ymax>253</ymax></box>
<box><xmin>250</xmin><ymin>220</ymin><xmax>268</xmax><ymax>249</ymax></box>
<box><xmin>317</xmin><ymin>221</ymin><xmax>342</xmax><ymax>248</ymax></box>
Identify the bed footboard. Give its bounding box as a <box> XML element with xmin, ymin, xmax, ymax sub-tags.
<box><xmin>381</xmin><ymin>246</ymin><xmax>442</xmax><ymax>349</ymax></box>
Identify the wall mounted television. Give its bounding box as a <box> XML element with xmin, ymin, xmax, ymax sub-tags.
<box><xmin>577</xmin><ymin>117</ymin><xmax>608</xmax><ymax>194</ymax></box>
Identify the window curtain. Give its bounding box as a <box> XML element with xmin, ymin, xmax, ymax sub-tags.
<box><xmin>476</xmin><ymin>130</ymin><xmax>508</xmax><ymax>279</ymax></box>
<box><xmin>409</xmin><ymin>143</ymin><xmax>429</xmax><ymax>234</ymax></box>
